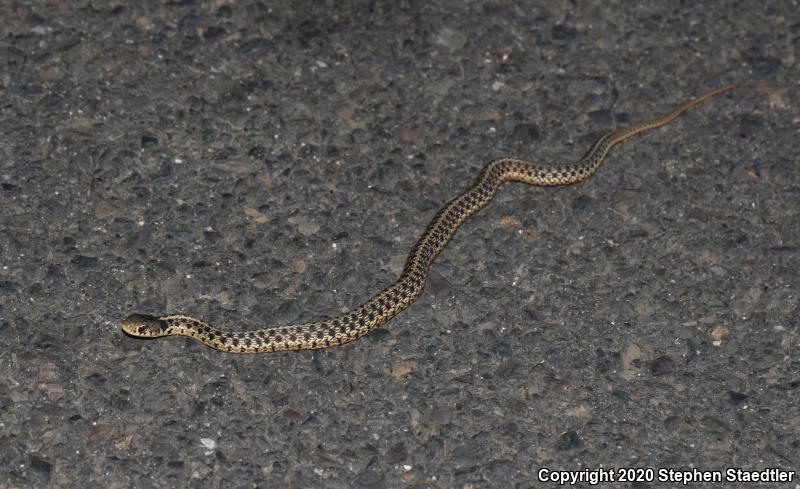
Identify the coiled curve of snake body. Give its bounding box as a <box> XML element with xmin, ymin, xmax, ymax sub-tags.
<box><xmin>122</xmin><ymin>84</ymin><xmax>735</xmax><ymax>353</ymax></box>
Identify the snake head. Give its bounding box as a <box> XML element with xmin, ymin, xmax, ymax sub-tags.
<box><xmin>122</xmin><ymin>314</ymin><xmax>169</xmax><ymax>338</ymax></box>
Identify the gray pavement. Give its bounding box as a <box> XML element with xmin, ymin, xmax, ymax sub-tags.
<box><xmin>1</xmin><ymin>1</ymin><xmax>798</xmax><ymax>488</ymax></box>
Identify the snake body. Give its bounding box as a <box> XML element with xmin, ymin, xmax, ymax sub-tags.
<box><xmin>122</xmin><ymin>84</ymin><xmax>735</xmax><ymax>353</ymax></box>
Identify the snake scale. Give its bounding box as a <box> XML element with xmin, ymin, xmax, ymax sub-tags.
<box><xmin>123</xmin><ymin>84</ymin><xmax>735</xmax><ymax>353</ymax></box>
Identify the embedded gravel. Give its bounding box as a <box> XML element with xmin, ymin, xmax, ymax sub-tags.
<box><xmin>1</xmin><ymin>1</ymin><xmax>798</xmax><ymax>488</ymax></box>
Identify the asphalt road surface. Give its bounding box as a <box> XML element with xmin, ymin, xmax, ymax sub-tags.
<box><xmin>1</xmin><ymin>1</ymin><xmax>798</xmax><ymax>488</ymax></box>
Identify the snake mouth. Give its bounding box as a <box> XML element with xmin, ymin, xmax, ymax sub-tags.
<box><xmin>121</xmin><ymin>314</ymin><xmax>169</xmax><ymax>337</ymax></box>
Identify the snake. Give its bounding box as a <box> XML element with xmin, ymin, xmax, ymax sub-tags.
<box><xmin>122</xmin><ymin>83</ymin><xmax>735</xmax><ymax>353</ymax></box>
